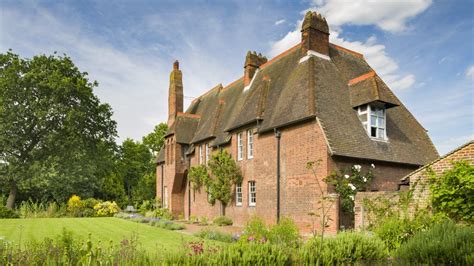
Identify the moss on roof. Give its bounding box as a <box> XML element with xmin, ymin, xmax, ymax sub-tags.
<box><xmin>172</xmin><ymin>42</ymin><xmax>438</xmax><ymax>166</ymax></box>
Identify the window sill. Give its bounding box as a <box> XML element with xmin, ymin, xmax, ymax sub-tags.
<box><xmin>236</xmin><ymin>203</ymin><xmax>242</xmax><ymax>207</ymax></box>
<box><xmin>369</xmin><ymin>137</ymin><xmax>389</xmax><ymax>143</ymax></box>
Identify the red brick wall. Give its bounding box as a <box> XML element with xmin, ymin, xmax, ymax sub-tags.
<box><xmin>183</xmin><ymin>120</ymin><xmax>339</xmax><ymax>234</ymax></box>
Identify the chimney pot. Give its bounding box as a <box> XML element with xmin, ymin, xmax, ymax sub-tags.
<box><xmin>301</xmin><ymin>11</ymin><xmax>330</xmax><ymax>56</ymax></box>
<box><xmin>244</xmin><ymin>51</ymin><xmax>267</xmax><ymax>86</ymax></box>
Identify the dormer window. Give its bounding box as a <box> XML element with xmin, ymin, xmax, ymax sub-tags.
<box><xmin>357</xmin><ymin>104</ymin><xmax>386</xmax><ymax>140</ymax></box>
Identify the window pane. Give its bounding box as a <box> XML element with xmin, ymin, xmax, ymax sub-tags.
<box><xmin>371</xmin><ymin>116</ymin><xmax>377</xmax><ymax>126</ymax></box>
<box><xmin>377</xmin><ymin>117</ymin><xmax>384</xmax><ymax>128</ymax></box>
<box><xmin>371</xmin><ymin>127</ymin><xmax>377</xmax><ymax>137</ymax></box>
<box><xmin>378</xmin><ymin>128</ymin><xmax>385</xmax><ymax>138</ymax></box>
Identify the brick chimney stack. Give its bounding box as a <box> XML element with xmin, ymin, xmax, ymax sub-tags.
<box><xmin>301</xmin><ymin>11</ymin><xmax>330</xmax><ymax>56</ymax></box>
<box><xmin>168</xmin><ymin>60</ymin><xmax>183</xmax><ymax>126</ymax></box>
<box><xmin>244</xmin><ymin>51</ymin><xmax>267</xmax><ymax>87</ymax></box>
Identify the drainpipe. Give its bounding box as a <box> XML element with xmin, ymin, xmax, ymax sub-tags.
<box><xmin>274</xmin><ymin>128</ymin><xmax>281</xmax><ymax>223</ymax></box>
<box><xmin>161</xmin><ymin>164</ymin><xmax>164</xmax><ymax>208</ymax></box>
<box><xmin>186</xmin><ymin>151</ymin><xmax>191</xmax><ymax>219</ymax></box>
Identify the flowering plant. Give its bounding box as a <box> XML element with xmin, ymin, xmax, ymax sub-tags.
<box><xmin>325</xmin><ymin>164</ymin><xmax>374</xmax><ymax>213</ymax></box>
<box><xmin>94</xmin><ymin>201</ymin><xmax>120</xmax><ymax>217</ymax></box>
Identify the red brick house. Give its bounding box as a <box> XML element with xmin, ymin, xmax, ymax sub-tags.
<box><xmin>155</xmin><ymin>11</ymin><xmax>438</xmax><ymax>233</ymax></box>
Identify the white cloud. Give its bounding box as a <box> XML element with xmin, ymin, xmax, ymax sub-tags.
<box><xmin>312</xmin><ymin>0</ymin><xmax>432</xmax><ymax>33</ymax></box>
<box><xmin>0</xmin><ymin>7</ymin><xmax>169</xmax><ymax>141</ymax></box>
<box><xmin>466</xmin><ymin>65</ymin><xmax>474</xmax><ymax>78</ymax></box>
<box><xmin>269</xmin><ymin>0</ymin><xmax>435</xmax><ymax>90</ymax></box>
<box><xmin>275</xmin><ymin>19</ymin><xmax>286</xmax><ymax>25</ymax></box>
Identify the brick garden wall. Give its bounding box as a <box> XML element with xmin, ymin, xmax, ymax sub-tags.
<box><xmin>353</xmin><ymin>141</ymin><xmax>473</xmax><ymax>230</ymax></box>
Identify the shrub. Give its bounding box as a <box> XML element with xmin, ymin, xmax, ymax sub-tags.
<box><xmin>150</xmin><ymin>220</ymin><xmax>185</xmax><ymax>230</ymax></box>
<box><xmin>194</xmin><ymin>229</ymin><xmax>234</xmax><ymax>243</ymax></box>
<box><xmin>213</xmin><ymin>216</ymin><xmax>233</xmax><ymax>226</ymax></box>
<box><xmin>67</xmin><ymin>195</ymin><xmax>82</xmax><ymax>216</ymax></box>
<box><xmin>268</xmin><ymin>217</ymin><xmax>301</xmax><ymax>247</ymax></box>
<box><xmin>82</xmin><ymin>198</ymin><xmax>101</xmax><ymax>217</ymax></box>
<box><xmin>199</xmin><ymin>216</ymin><xmax>209</xmax><ymax>226</ymax></box>
<box><xmin>146</xmin><ymin>208</ymin><xmax>173</xmax><ymax>220</ymax></box>
<box><xmin>429</xmin><ymin>161</ymin><xmax>474</xmax><ymax>223</ymax></box>
<box><xmin>300</xmin><ymin>232</ymin><xmax>388</xmax><ymax>265</ymax></box>
<box><xmin>94</xmin><ymin>201</ymin><xmax>120</xmax><ymax>217</ymax></box>
<box><xmin>0</xmin><ymin>206</ymin><xmax>19</xmax><ymax>218</ymax></box>
<box><xmin>240</xmin><ymin>216</ymin><xmax>269</xmax><ymax>243</ymax></box>
<box><xmin>373</xmin><ymin>210</ymin><xmax>441</xmax><ymax>251</ymax></box>
<box><xmin>395</xmin><ymin>221</ymin><xmax>474</xmax><ymax>265</ymax></box>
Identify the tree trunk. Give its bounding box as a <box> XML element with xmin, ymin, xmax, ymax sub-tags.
<box><xmin>6</xmin><ymin>180</ymin><xmax>17</xmax><ymax>209</ymax></box>
<box><xmin>220</xmin><ymin>202</ymin><xmax>226</xmax><ymax>216</ymax></box>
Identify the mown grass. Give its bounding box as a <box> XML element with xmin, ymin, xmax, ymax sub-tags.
<box><xmin>0</xmin><ymin>217</ymin><xmax>196</xmax><ymax>253</ymax></box>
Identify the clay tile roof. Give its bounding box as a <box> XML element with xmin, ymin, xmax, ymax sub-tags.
<box><xmin>166</xmin><ymin>113</ymin><xmax>200</xmax><ymax>144</ymax></box>
<box><xmin>175</xmin><ymin>41</ymin><xmax>438</xmax><ymax>166</ymax></box>
<box><xmin>349</xmin><ymin>72</ymin><xmax>400</xmax><ymax>108</ymax></box>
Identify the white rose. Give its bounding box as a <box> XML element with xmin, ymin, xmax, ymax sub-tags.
<box><xmin>371</xmin><ymin>164</ymin><xmax>375</xmax><ymax>169</ymax></box>
<box><xmin>348</xmin><ymin>183</ymin><xmax>356</xmax><ymax>190</ymax></box>
<box><xmin>344</xmin><ymin>174</ymin><xmax>350</xmax><ymax>179</ymax></box>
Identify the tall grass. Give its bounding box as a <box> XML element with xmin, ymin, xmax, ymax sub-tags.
<box><xmin>17</xmin><ymin>200</ymin><xmax>67</xmax><ymax>218</ymax></box>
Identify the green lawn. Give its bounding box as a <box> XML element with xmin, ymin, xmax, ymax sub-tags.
<box><xmin>0</xmin><ymin>217</ymin><xmax>195</xmax><ymax>253</ymax></box>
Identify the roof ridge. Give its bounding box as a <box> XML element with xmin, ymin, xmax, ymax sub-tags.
<box><xmin>260</xmin><ymin>43</ymin><xmax>301</xmax><ymax>69</ymax></box>
<box><xmin>348</xmin><ymin>71</ymin><xmax>376</xmax><ymax>86</ymax></box>
<box><xmin>221</xmin><ymin>77</ymin><xmax>243</xmax><ymax>93</ymax></box>
<box><xmin>331</xmin><ymin>43</ymin><xmax>364</xmax><ymax>58</ymax></box>
<box><xmin>193</xmin><ymin>83</ymin><xmax>223</xmax><ymax>103</ymax></box>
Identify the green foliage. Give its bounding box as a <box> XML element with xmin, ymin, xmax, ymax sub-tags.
<box><xmin>199</xmin><ymin>216</ymin><xmax>209</xmax><ymax>226</ymax></box>
<box><xmin>142</xmin><ymin>123</ymin><xmax>168</xmax><ymax>154</ymax></box>
<box><xmin>194</xmin><ymin>229</ymin><xmax>234</xmax><ymax>243</ymax></box>
<box><xmin>268</xmin><ymin>218</ymin><xmax>301</xmax><ymax>248</ymax></box>
<box><xmin>213</xmin><ymin>216</ymin><xmax>233</xmax><ymax>226</ymax></box>
<box><xmin>373</xmin><ymin>211</ymin><xmax>435</xmax><ymax>251</ymax></box>
<box><xmin>188</xmin><ymin>164</ymin><xmax>208</xmax><ymax>191</ymax></box>
<box><xmin>150</xmin><ymin>220</ymin><xmax>185</xmax><ymax>230</ymax></box>
<box><xmin>116</xmin><ymin>139</ymin><xmax>154</xmax><ymax>205</ymax></box>
<box><xmin>0</xmin><ymin>205</ymin><xmax>19</xmax><ymax>218</ymax></box>
<box><xmin>300</xmin><ymin>232</ymin><xmax>388</xmax><ymax>265</ymax></box>
<box><xmin>93</xmin><ymin>201</ymin><xmax>120</xmax><ymax>217</ymax></box>
<box><xmin>206</xmin><ymin>150</ymin><xmax>243</xmax><ymax>208</ymax></box>
<box><xmin>325</xmin><ymin>164</ymin><xmax>374</xmax><ymax>213</ymax></box>
<box><xmin>146</xmin><ymin>208</ymin><xmax>173</xmax><ymax>220</ymax></box>
<box><xmin>17</xmin><ymin>200</ymin><xmax>67</xmax><ymax>218</ymax></box>
<box><xmin>429</xmin><ymin>160</ymin><xmax>474</xmax><ymax>223</ymax></box>
<box><xmin>240</xmin><ymin>216</ymin><xmax>269</xmax><ymax>243</ymax></box>
<box><xmin>0</xmin><ymin>51</ymin><xmax>117</xmax><ymax>207</ymax></box>
<box><xmin>394</xmin><ymin>221</ymin><xmax>474</xmax><ymax>265</ymax></box>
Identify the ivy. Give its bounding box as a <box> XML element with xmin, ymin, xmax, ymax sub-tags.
<box><xmin>429</xmin><ymin>160</ymin><xmax>474</xmax><ymax>224</ymax></box>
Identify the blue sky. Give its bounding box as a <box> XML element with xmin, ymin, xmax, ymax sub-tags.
<box><xmin>1</xmin><ymin>0</ymin><xmax>472</xmax><ymax>155</ymax></box>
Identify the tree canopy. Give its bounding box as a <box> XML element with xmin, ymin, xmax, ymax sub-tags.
<box><xmin>0</xmin><ymin>51</ymin><xmax>117</xmax><ymax>208</ymax></box>
<box><xmin>142</xmin><ymin>123</ymin><xmax>168</xmax><ymax>154</ymax></box>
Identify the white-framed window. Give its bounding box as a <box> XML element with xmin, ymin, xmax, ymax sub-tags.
<box><xmin>247</xmin><ymin>129</ymin><xmax>253</xmax><ymax>159</ymax></box>
<box><xmin>205</xmin><ymin>143</ymin><xmax>210</xmax><ymax>163</ymax></box>
<box><xmin>248</xmin><ymin>181</ymin><xmax>256</xmax><ymax>206</ymax></box>
<box><xmin>236</xmin><ymin>183</ymin><xmax>243</xmax><ymax>206</ymax></box>
<box><xmin>164</xmin><ymin>186</ymin><xmax>169</xmax><ymax>208</ymax></box>
<box><xmin>357</xmin><ymin>105</ymin><xmax>387</xmax><ymax>140</ymax></box>
<box><xmin>199</xmin><ymin>145</ymin><xmax>204</xmax><ymax>164</ymax></box>
<box><xmin>237</xmin><ymin>132</ymin><xmax>243</xmax><ymax>161</ymax></box>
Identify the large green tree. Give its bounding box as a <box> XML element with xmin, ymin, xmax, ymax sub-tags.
<box><xmin>117</xmin><ymin>139</ymin><xmax>153</xmax><ymax>204</ymax></box>
<box><xmin>0</xmin><ymin>51</ymin><xmax>117</xmax><ymax>208</ymax></box>
<box><xmin>142</xmin><ymin>123</ymin><xmax>168</xmax><ymax>154</ymax></box>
